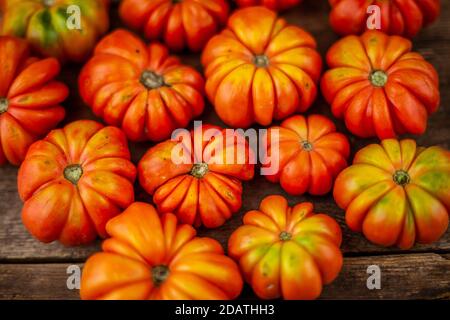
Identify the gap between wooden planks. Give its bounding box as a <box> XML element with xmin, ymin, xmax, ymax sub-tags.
<box><xmin>0</xmin><ymin>254</ymin><xmax>448</xmax><ymax>300</ymax></box>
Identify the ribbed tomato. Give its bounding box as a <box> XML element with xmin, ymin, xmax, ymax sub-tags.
<box><xmin>81</xmin><ymin>202</ymin><xmax>243</xmax><ymax>300</ymax></box>
<box><xmin>0</xmin><ymin>36</ymin><xmax>66</xmax><ymax>166</ymax></box>
<box><xmin>201</xmin><ymin>6</ymin><xmax>322</xmax><ymax>128</ymax></box>
<box><xmin>119</xmin><ymin>0</ymin><xmax>229</xmax><ymax>52</ymax></box>
<box><xmin>138</xmin><ymin>124</ymin><xmax>255</xmax><ymax>228</ymax></box>
<box><xmin>263</xmin><ymin>115</ymin><xmax>350</xmax><ymax>195</ymax></box>
<box><xmin>334</xmin><ymin>139</ymin><xmax>449</xmax><ymax>249</ymax></box>
<box><xmin>235</xmin><ymin>0</ymin><xmax>302</xmax><ymax>11</ymax></box>
<box><xmin>18</xmin><ymin>120</ymin><xmax>136</xmax><ymax>246</ymax></box>
<box><xmin>329</xmin><ymin>0</ymin><xmax>440</xmax><ymax>38</ymax></box>
<box><xmin>79</xmin><ymin>29</ymin><xmax>205</xmax><ymax>142</ymax></box>
<box><xmin>228</xmin><ymin>195</ymin><xmax>343</xmax><ymax>300</ymax></box>
<box><xmin>0</xmin><ymin>0</ymin><xmax>109</xmax><ymax>62</ymax></box>
<box><xmin>321</xmin><ymin>30</ymin><xmax>439</xmax><ymax>139</ymax></box>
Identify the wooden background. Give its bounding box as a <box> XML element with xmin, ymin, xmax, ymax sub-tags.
<box><xmin>0</xmin><ymin>1</ymin><xmax>449</xmax><ymax>300</ymax></box>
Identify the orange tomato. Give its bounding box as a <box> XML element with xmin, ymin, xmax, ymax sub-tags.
<box><xmin>334</xmin><ymin>139</ymin><xmax>450</xmax><ymax>249</ymax></box>
<box><xmin>18</xmin><ymin>120</ymin><xmax>136</xmax><ymax>245</ymax></box>
<box><xmin>228</xmin><ymin>195</ymin><xmax>343</xmax><ymax>300</ymax></box>
<box><xmin>79</xmin><ymin>29</ymin><xmax>205</xmax><ymax>142</ymax></box>
<box><xmin>321</xmin><ymin>30</ymin><xmax>439</xmax><ymax>139</ymax></box>
<box><xmin>81</xmin><ymin>202</ymin><xmax>243</xmax><ymax>300</ymax></box>
<box><xmin>119</xmin><ymin>0</ymin><xmax>229</xmax><ymax>52</ymax></box>
<box><xmin>0</xmin><ymin>36</ymin><xmax>67</xmax><ymax>166</ymax></box>
<box><xmin>201</xmin><ymin>6</ymin><xmax>322</xmax><ymax>128</ymax></box>
<box><xmin>138</xmin><ymin>124</ymin><xmax>255</xmax><ymax>228</ymax></box>
<box><xmin>263</xmin><ymin>114</ymin><xmax>350</xmax><ymax>195</ymax></box>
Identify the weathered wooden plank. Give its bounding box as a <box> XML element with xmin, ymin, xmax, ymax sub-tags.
<box><xmin>1</xmin><ymin>170</ymin><xmax>450</xmax><ymax>261</ymax></box>
<box><xmin>0</xmin><ymin>254</ymin><xmax>448</xmax><ymax>300</ymax></box>
<box><xmin>0</xmin><ymin>1</ymin><xmax>449</xmax><ymax>261</ymax></box>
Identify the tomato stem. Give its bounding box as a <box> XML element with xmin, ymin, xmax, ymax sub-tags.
<box><xmin>190</xmin><ymin>163</ymin><xmax>209</xmax><ymax>179</ymax></box>
<box><xmin>369</xmin><ymin>70</ymin><xmax>388</xmax><ymax>87</ymax></box>
<box><xmin>152</xmin><ymin>265</ymin><xmax>170</xmax><ymax>287</ymax></box>
<box><xmin>253</xmin><ymin>55</ymin><xmax>269</xmax><ymax>68</ymax></box>
<box><xmin>140</xmin><ymin>70</ymin><xmax>166</xmax><ymax>89</ymax></box>
<box><xmin>393</xmin><ymin>170</ymin><xmax>410</xmax><ymax>186</ymax></box>
<box><xmin>64</xmin><ymin>164</ymin><xmax>83</xmax><ymax>185</ymax></box>
<box><xmin>0</xmin><ymin>98</ymin><xmax>8</xmax><ymax>114</ymax></box>
<box><xmin>301</xmin><ymin>140</ymin><xmax>313</xmax><ymax>151</ymax></box>
<box><xmin>279</xmin><ymin>231</ymin><xmax>292</xmax><ymax>241</ymax></box>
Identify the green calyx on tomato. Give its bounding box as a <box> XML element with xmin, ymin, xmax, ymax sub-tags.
<box><xmin>253</xmin><ymin>55</ymin><xmax>270</xmax><ymax>68</ymax></box>
<box><xmin>64</xmin><ymin>164</ymin><xmax>83</xmax><ymax>185</ymax></box>
<box><xmin>0</xmin><ymin>98</ymin><xmax>8</xmax><ymax>114</ymax></box>
<box><xmin>152</xmin><ymin>265</ymin><xmax>170</xmax><ymax>287</ymax></box>
<box><xmin>393</xmin><ymin>169</ymin><xmax>410</xmax><ymax>186</ymax></box>
<box><xmin>279</xmin><ymin>231</ymin><xmax>292</xmax><ymax>241</ymax></box>
<box><xmin>140</xmin><ymin>70</ymin><xmax>166</xmax><ymax>90</ymax></box>
<box><xmin>369</xmin><ymin>70</ymin><xmax>388</xmax><ymax>87</ymax></box>
<box><xmin>190</xmin><ymin>163</ymin><xmax>209</xmax><ymax>179</ymax></box>
<box><xmin>301</xmin><ymin>140</ymin><xmax>313</xmax><ymax>151</ymax></box>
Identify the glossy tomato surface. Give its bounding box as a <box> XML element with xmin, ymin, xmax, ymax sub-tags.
<box><xmin>228</xmin><ymin>195</ymin><xmax>343</xmax><ymax>300</ymax></box>
<box><xmin>138</xmin><ymin>124</ymin><xmax>255</xmax><ymax>228</ymax></box>
<box><xmin>321</xmin><ymin>30</ymin><xmax>439</xmax><ymax>139</ymax></box>
<box><xmin>263</xmin><ymin>114</ymin><xmax>350</xmax><ymax>195</ymax></box>
<box><xmin>79</xmin><ymin>29</ymin><xmax>205</xmax><ymax>142</ymax></box>
<box><xmin>202</xmin><ymin>6</ymin><xmax>322</xmax><ymax>128</ymax></box>
<box><xmin>81</xmin><ymin>202</ymin><xmax>243</xmax><ymax>300</ymax></box>
<box><xmin>0</xmin><ymin>36</ymin><xmax>67</xmax><ymax>166</ymax></box>
<box><xmin>334</xmin><ymin>139</ymin><xmax>450</xmax><ymax>249</ymax></box>
<box><xmin>119</xmin><ymin>0</ymin><xmax>229</xmax><ymax>52</ymax></box>
<box><xmin>236</xmin><ymin>0</ymin><xmax>302</xmax><ymax>11</ymax></box>
<box><xmin>329</xmin><ymin>0</ymin><xmax>441</xmax><ymax>38</ymax></box>
<box><xmin>18</xmin><ymin>120</ymin><xmax>136</xmax><ymax>246</ymax></box>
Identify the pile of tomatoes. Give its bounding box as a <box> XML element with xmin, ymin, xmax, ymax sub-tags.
<box><xmin>0</xmin><ymin>0</ymin><xmax>448</xmax><ymax>300</ymax></box>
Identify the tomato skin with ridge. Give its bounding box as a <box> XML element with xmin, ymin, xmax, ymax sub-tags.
<box><xmin>263</xmin><ymin>114</ymin><xmax>350</xmax><ymax>195</ymax></box>
<box><xmin>18</xmin><ymin>120</ymin><xmax>136</xmax><ymax>246</ymax></box>
<box><xmin>321</xmin><ymin>30</ymin><xmax>439</xmax><ymax>139</ymax></box>
<box><xmin>201</xmin><ymin>6</ymin><xmax>322</xmax><ymax>128</ymax></box>
<box><xmin>328</xmin><ymin>0</ymin><xmax>441</xmax><ymax>38</ymax></box>
<box><xmin>138</xmin><ymin>124</ymin><xmax>255</xmax><ymax>229</ymax></box>
<box><xmin>235</xmin><ymin>0</ymin><xmax>302</xmax><ymax>11</ymax></box>
<box><xmin>334</xmin><ymin>139</ymin><xmax>450</xmax><ymax>249</ymax></box>
<box><xmin>78</xmin><ymin>29</ymin><xmax>205</xmax><ymax>142</ymax></box>
<box><xmin>0</xmin><ymin>36</ymin><xmax>67</xmax><ymax>166</ymax></box>
<box><xmin>81</xmin><ymin>202</ymin><xmax>243</xmax><ymax>300</ymax></box>
<box><xmin>228</xmin><ymin>195</ymin><xmax>343</xmax><ymax>300</ymax></box>
<box><xmin>119</xmin><ymin>0</ymin><xmax>229</xmax><ymax>52</ymax></box>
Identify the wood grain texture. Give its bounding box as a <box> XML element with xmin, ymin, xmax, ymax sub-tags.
<box><xmin>0</xmin><ymin>0</ymin><xmax>449</xmax><ymax>299</ymax></box>
<box><xmin>0</xmin><ymin>253</ymin><xmax>448</xmax><ymax>300</ymax></box>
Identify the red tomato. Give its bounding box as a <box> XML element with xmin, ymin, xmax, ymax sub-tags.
<box><xmin>18</xmin><ymin>120</ymin><xmax>136</xmax><ymax>246</ymax></box>
<box><xmin>236</xmin><ymin>0</ymin><xmax>302</xmax><ymax>11</ymax></box>
<box><xmin>79</xmin><ymin>29</ymin><xmax>205</xmax><ymax>142</ymax></box>
<box><xmin>0</xmin><ymin>36</ymin><xmax>67</xmax><ymax>166</ymax></box>
<box><xmin>263</xmin><ymin>114</ymin><xmax>350</xmax><ymax>195</ymax></box>
<box><xmin>229</xmin><ymin>195</ymin><xmax>343</xmax><ymax>300</ymax></box>
<box><xmin>119</xmin><ymin>0</ymin><xmax>229</xmax><ymax>52</ymax></box>
<box><xmin>329</xmin><ymin>0</ymin><xmax>440</xmax><ymax>38</ymax></box>
<box><xmin>138</xmin><ymin>124</ymin><xmax>255</xmax><ymax>228</ymax></box>
<box><xmin>321</xmin><ymin>30</ymin><xmax>439</xmax><ymax>139</ymax></box>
